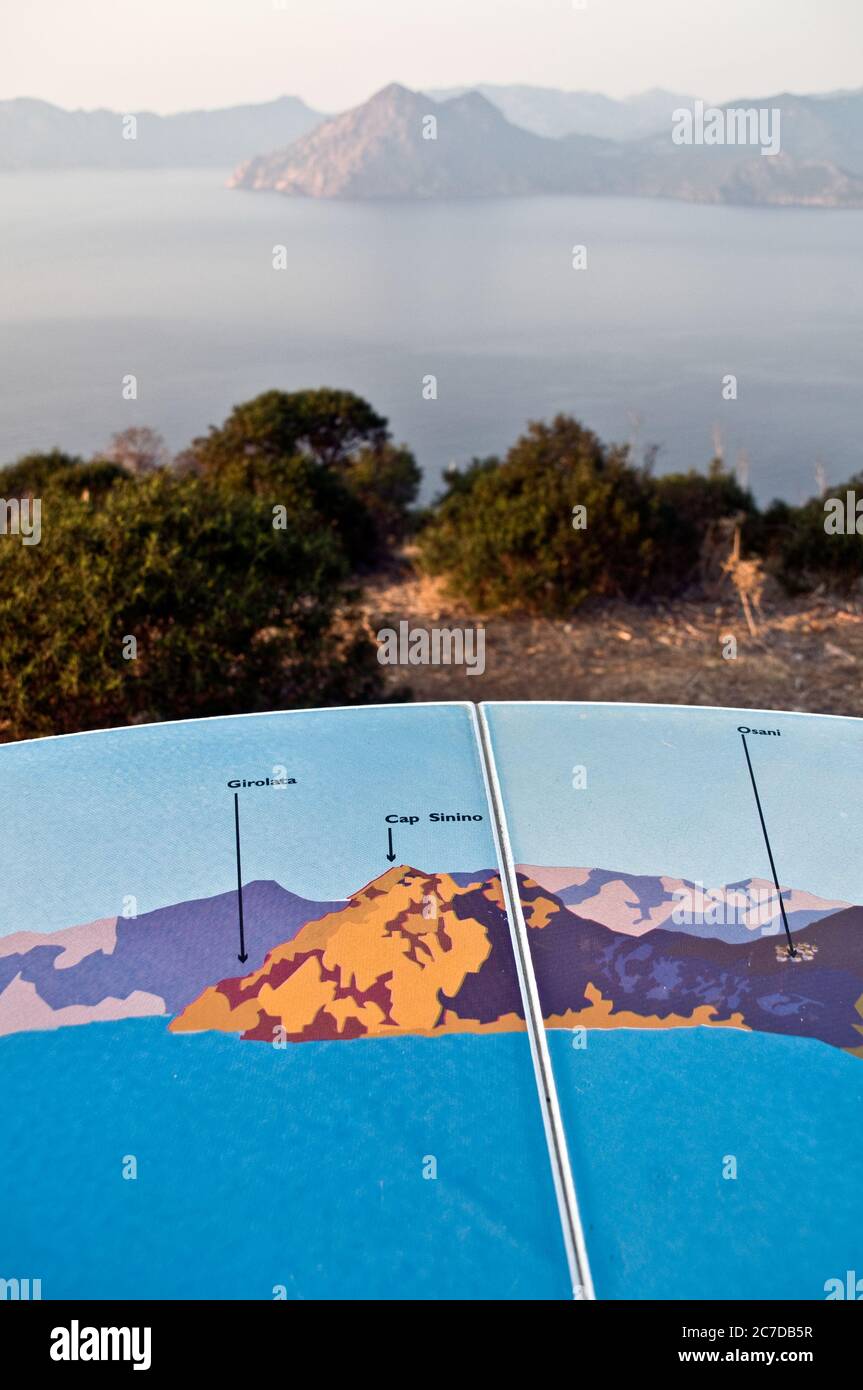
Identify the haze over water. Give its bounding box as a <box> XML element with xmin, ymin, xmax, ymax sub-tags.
<box><xmin>2</xmin><ymin>168</ymin><xmax>861</xmax><ymax>503</ymax></box>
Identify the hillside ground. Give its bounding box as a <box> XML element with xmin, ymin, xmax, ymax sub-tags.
<box><xmin>358</xmin><ymin>550</ymin><xmax>863</xmax><ymax>716</ymax></box>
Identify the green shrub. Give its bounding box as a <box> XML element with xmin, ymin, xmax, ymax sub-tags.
<box><xmin>199</xmin><ymin>450</ymin><xmax>379</xmax><ymax>572</ymax></box>
<box><xmin>344</xmin><ymin>442</ymin><xmax>421</xmax><ymax>545</ymax></box>
<box><xmin>188</xmin><ymin>388</ymin><xmax>388</xmax><ymax>473</ymax></box>
<box><xmin>1</xmin><ymin>450</ymin><xmax>130</xmax><ymax>504</ymax></box>
<box><xmin>1</xmin><ymin>449</ymin><xmax>85</xmax><ymax>496</ymax></box>
<box><xmin>418</xmin><ymin>417</ymin><xmax>749</xmax><ymax>615</ymax></box>
<box><xmin>0</xmin><ymin>473</ymin><xmax>382</xmax><ymax>741</ymax></box>
<box><xmin>754</xmin><ymin>480</ymin><xmax>863</xmax><ymax>594</ymax></box>
<box><xmin>186</xmin><ymin>388</ymin><xmax>419</xmax><ymax>561</ymax></box>
<box><xmin>651</xmin><ymin>464</ymin><xmax>757</xmax><ymax>588</ymax></box>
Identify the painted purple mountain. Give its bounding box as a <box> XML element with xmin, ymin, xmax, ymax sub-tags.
<box><xmin>447</xmin><ymin>873</ymin><xmax>863</xmax><ymax>1056</ymax></box>
<box><xmin>519</xmin><ymin>865</ymin><xmax>850</xmax><ymax>945</ymax></box>
<box><xmin>0</xmin><ymin>881</ymin><xmax>343</xmax><ymax>1037</ymax></box>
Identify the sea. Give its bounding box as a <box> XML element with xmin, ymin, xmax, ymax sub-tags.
<box><xmin>1</xmin><ymin>1018</ymin><xmax>860</xmax><ymax>1299</ymax></box>
<box><xmin>0</xmin><ymin>1022</ymin><xmax>570</xmax><ymax>1300</ymax></box>
<box><xmin>1</xmin><ymin>169</ymin><xmax>862</xmax><ymax>504</ymax></box>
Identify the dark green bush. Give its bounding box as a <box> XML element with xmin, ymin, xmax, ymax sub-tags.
<box><xmin>753</xmin><ymin>479</ymin><xmax>863</xmax><ymax>594</ymax></box>
<box><xmin>188</xmin><ymin>387</ymin><xmax>388</xmax><ymax>473</ymax></box>
<box><xmin>0</xmin><ymin>473</ymin><xmax>382</xmax><ymax>741</ymax></box>
<box><xmin>186</xmin><ymin>388</ymin><xmax>419</xmax><ymax>561</ymax></box>
<box><xmin>344</xmin><ymin>442</ymin><xmax>421</xmax><ymax>545</ymax></box>
<box><xmin>1</xmin><ymin>450</ymin><xmax>129</xmax><ymax>503</ymax></box>
<box><xmin>418</xmin><ymin>417</ymin><xmax>750</xmax><ymax>615</ymax></box>
<box><xmin>651</xmin><ymin>464</ymin><xmax>757</xmax><ymax>587</ymax></box>
<box><xmin>1</xmin><ymin>449</ymin><xmax>85</xmax><ymax>495</ymax></box>
<box><xmin>418</xmin><ymin>418</ymin><xmax>654</xmax><ymax>614</ymax></box>
<box><xmin>199</xmin><ymin>450</ymin><xmax>379</xmax><ymax>572</ymax></box>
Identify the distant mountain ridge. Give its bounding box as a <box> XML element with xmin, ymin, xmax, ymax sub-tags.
<box><xmin>515</xmin><ymin>872</ymin><xmax>863</xmax><ymax>1054</ymax></box>
<box><xmin>229</xmin><ymin>82</ymin><xmax>863</xmax><ymax>207</ymax></box>
<box><xmin>228</xmin><ymin>83</ymin><xmax>606</xmax><ymax>199</ymax></box>
<box><xmin>0</xmin><ymin>880</ymin><xmax>344</xmax><ymax>1034</ymax></box>
<box><xmin>428</xmin><ymin>84</ymin><xmax>698</xmax><ymax>141</ymax></box>
<box><xmin>0</xmin><ymin>95</ymin><xmax>323</xmax><ymax>169</ymax></box>
<box><xmin>0</xmin><ymin>85</ymin><xmax>690</xmax><ymax>168</ymax></box>
<box><xmin>518</xmin><ymin>865</ymin><xmax>851</xmax><ymax>944</ymax></box>
<box><xmin>5</xmin><ymin>84</ymin><xmax>863</xmax><ymax>205</ymax></box>
<box><xmin>432</xmin><ymin>83</ymin><xmax>863</xmax><ymax>175</ymax></box>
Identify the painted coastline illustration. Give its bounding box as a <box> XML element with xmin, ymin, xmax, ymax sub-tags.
<box><xmin>1</xmin><ymin>864</ymin><xmax>861</xmax><ymax>1057</ymax></box>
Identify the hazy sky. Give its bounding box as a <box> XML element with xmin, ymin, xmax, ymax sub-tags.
<box><xmin>484</xmin><ymin>703</ymin><xmax>863</xmax><ymax>904</ymax></box>
<box><xmin>0</xmin><ymin>705</ymin><xmax>496</xmax><ymax>934</ymax></box>
<box><xmin>2</xmin><ymin>0</ymin><xmax>861</xmax><ymax>114</ymax></box>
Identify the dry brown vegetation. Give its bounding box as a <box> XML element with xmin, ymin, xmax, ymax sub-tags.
<box><xmin>360</xmin><ymin>548</ymin><xmax>863</xmax><ymax>715</ymax></box>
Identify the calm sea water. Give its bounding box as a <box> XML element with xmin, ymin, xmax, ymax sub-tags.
<box><xmin>548</xmin><ymin>1026</ymin><xmax>863</xmax><ymax>1300</ymax></box>
<box><xmin>1</xmin><ymin>169</ymin><xmax>861</xmax><ymax>504</ymax></box>
<box><xmin>2</xmin><ymin>1015</ymin><xmax>860</xmax><ymax>1299</ymax></box>
<box><xmin>0</xmin><ymin>1021</ymin><xmax>570</xmax><ymax>1300</ymax></box>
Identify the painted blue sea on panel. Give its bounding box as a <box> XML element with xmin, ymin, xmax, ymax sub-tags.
<box><xmin>1</xmin><ymin>1022</ymin><xmax>568</xmax><ymax>1299</ymax></box>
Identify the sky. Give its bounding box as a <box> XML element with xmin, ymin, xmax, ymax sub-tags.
<box><xmin>7</xmin><ymin>700</ymin><xmax>863</xmax><ymax>937</ymax></box>
<box><xmin>484</xmin><ymin>702</ymin><xmax>863</xmax><ymax>904</ymax></box>
<box><xmin>0</xmin><ymin>704</ymin><xmax>498</xmax><ymax>935</ymax></box>
<box><xmin>1</xmin><ymin>0</ymin><xmax>861</xmax><ymax>114</ymax></box>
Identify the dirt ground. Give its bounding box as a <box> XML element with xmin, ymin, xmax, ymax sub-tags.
<box><xmin>359</xmin><ymin>553</ymin><xmax>863</xmax><ymax>717</ymax></box>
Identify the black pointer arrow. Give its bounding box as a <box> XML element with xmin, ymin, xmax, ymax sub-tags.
<box><xmin>740</xmin><ymin>732</ymin><xmax>796</xmax><ymax>958</ymax></box>
<box><xmin>386</xmin><ymin>827</ymin><xmax>396</xmax><ymax>863</ymax></box>
<box><xmin>234</xmin><ymin>792</ymin><xmax>248</xmax><ymax>963</ymax></box>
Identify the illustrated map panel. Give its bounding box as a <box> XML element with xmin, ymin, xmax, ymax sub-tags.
<box><xmin>0</xmin><ymin>704</ymin><xmax>570</xmax><ymax>1300</ymax></box>
<box><xmin>482</xmin><ymin>701</ymin><xmax>863</xmax><ymax>1301</ymax></box>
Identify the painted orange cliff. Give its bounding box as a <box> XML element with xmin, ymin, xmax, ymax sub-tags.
<box><xmin>169</xmin><ymin>865</ymin><xmax>516</xmax><ymax>1042</ymax></box>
